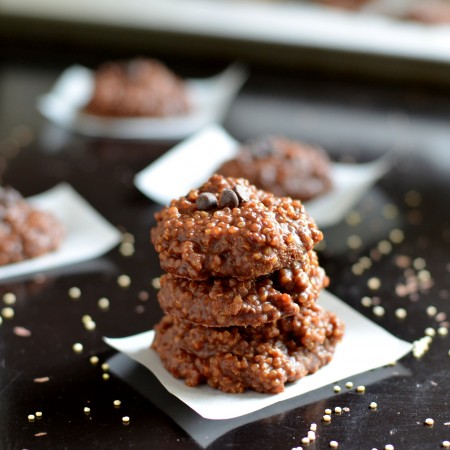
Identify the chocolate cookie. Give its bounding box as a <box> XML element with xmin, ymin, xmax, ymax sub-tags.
<box><xmin>152</xmin><ymin>303</ymin><xmax>344</xmax><ymax>394</ymax></box>
<box><xmin>0</xmin><ymin>187</ymin><xmax>64</xmax><ymax>266</ymax></box>
<box><xmin>157</xmin><ymin>250</ymin><xmax>328</xmax><ymax>327</ymax></box>
<box><xmin>151</xmin><ymin>174</ymin><xmax>323</xmax><ymax>280</ymax></box>
<box><xmin>84</xmin><ymin>58</ymin><xmax>190</xmax><ymax>117</ymax></box>
<box><xmin>217</xmin><ymin>136</ymin><xmax>332</xmax><ymax>202</ymax></box>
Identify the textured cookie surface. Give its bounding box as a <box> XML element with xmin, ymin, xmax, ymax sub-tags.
<box><xmin>151</xmin><ymin>174</ymin><xmax>323</xmax><ymax>280</ymax></box>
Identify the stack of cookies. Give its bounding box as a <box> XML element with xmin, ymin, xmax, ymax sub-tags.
<box><xmin>151</xmin><ymin>174</ymin><xmax>344</xmax><ymax>394</ymax></box>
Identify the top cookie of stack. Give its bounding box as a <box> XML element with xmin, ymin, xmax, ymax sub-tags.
<box><xmin>151</xmin><ymin>174</ymin><xmax>323</xmax><ymax>281</ymax></box>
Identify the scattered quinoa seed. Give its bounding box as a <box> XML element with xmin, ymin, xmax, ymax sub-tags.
<box><xmin>101</xmin><ymin>363</ymin><xmax>110</xmax><ymax>372</ymax></box>
<box><xmin>335</xmin><ymin>407</ymin><xmax>342</xmax><ymax>414</ymax></box>
<box><xmin>334</xmin><ymin>385</ymin><xmax>341</xmax><ymax>393</ymax></box>
<box><xmin>325</xmin><ymin>408</ymin><xmax>332</xmax><ymax>414</ymax></box>
<box><xmin>442</xmin><ymin>440</ymin><xmax>450</xmax><ymax>448</ymax></box>
<box><xmin>373</xmin><ymin>306</ymin><xmax>385</xmax><ymax>317</ymax></box>
<box><xmin>345</xmin><ymin>381</ymin><xmax>353</xmax><ymax>389</ymax></box>
<box><xmin>68</xmin><ymin>287</ymin><xmax>81</xmax><ymax>299</ymax></box>
<box><xmin>117</xmin><ymin>275</ymin><xmax>131</xmax><ymax>288</ymax></box>
<box><xmin>90</xmin><ymin>355</ymin><xmax>99</xmax><ymax>365</ymax></box>
<box><xmin>425</xmin><ymin>327</ymin><xmax>436</xmax><ymax>337</ymax></box>
<box><xmin>395</xmin><ymin>308</ymin><xmax>407</xmax><ymax>319</ymax></box>
<box><xmin>2</xmin><ymin>307</ymin><xmax>14</xmax><ymax>319</ymax></box>
<box><xmin>426</xmin><ymin>306</ymin><xmax>438</xmax><ymax>317</ymax></box>
<box><xmin>113</xmin><ymin>400</ymin><xmax>121</xmax><ymax>408</ymax></box>
<box><xmin>310</xmin><ymin>423</ymin><xmax>317</xmax><ymax>431</ymax></box>
<box><xmin>84</xmin><ymin>407</ymin><xmax>90</xmax><ymax>415</ymax></box>
<box><xmin>330</xmin><ymin>441</ymin><xmax>339</xmax><ymax>448</ymax></box>
<box><xmin>3</xmin><ymin>292</ymin><xmax>16</xmax><ymax>305</ymax></box>
<box><xmin>98</xmin><ymin>297</ymin><xmax>110</xmax><ymax>310</ymax></box>
<box><xmin>323</xmin><ymin>414</ymin><xmax>331</xmax><ymax>422</ymax></box>
<box><xmin>307</xmin><ymin>431</ymin><xmax>316</xmax><ymax>440</ymax></box>
<box><xmin>138</xmin><ymin>291</ymin><xmax>149</xmax><ymax>301</ymax></box>
<box><xmin>385</xmin><ymin>445</ymin><xmax>394</xmax><ymax>450</ymax></box>
<box><xmin>438</xmin><ymin>327</ymin><xmax>448</xmax><ymax>336</ymax></box>
<box><xmin>102</xmin><ymin>373</ymin><xmax>110</xmax><ymax>380</ymax></box>
<box><xmin>370</xmin><ymin>402</ymin><xmax>378</xmax><ymax>409</ymax></box>
<box><xmin>28</xmin><ymin>414</ymin><xmax>35</xmax><ymax>422</ymax></box>
<box><xmin>122</xmin><ymin>416</ymin><xmax>130</xmax><ymax>424</ymax></box>
<box><xmin>151</xmin><ymin>278</ymin><xmax>161</xmax><ymax>290</ymax></box>
<box><xmin>368</xmin><ymin>277</ymin><xmax>381</xmax><ymax>290</ymax></box>
<box><xmin>356</xmin><ymin>385</ymin><xmax>366</xmax><ymax>393</ymax></box>
<box><xmin>361</xmin><ymin>296</ymin><xmax>372</xmax><ymax>307</ymax></box>
<box><xmin>72</xmin><ymin>343</ymin><xmax>83</xmax><ymax>353</ymax></box>
<box><xmin>301</xmin><ymin>437</ymin><xmax>310</xmax><ymax>445</ymax></box>
<box><xmin>35</xmin><ymin>411</ymin><xmax>43</xmax><ymax>418</ymax></box>
<box><xmin>424</xmin><ymin>418</ymin><xmax>434</xmax><ymax>426</ymax></box>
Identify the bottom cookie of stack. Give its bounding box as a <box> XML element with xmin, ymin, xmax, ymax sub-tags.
<box><xmin>152</xmin><ymin>303</ymin><xmax>344</xmax><ymax>394</ymax></box>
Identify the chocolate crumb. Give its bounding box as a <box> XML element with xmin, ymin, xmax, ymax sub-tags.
<box><xmin>219</xmin><ymin>188</ymin><xmax>239</xmax><ymax>209</ymax></box>
<box><xmin>233</xmin><ymin>184</ymin><xmax>250</xmax><ymax>203</ymax></box>
<box><xmin>196</xmin><ymin>192</ymin><xmax>217</xmax><ymax>211</ymax></box>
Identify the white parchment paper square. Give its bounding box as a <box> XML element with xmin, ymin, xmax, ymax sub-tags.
<box><xmin>134</xmin><ymin>125</ymin><xmax>392</xmax><ymax>227</ymax></box>
<box><xmin>0</xmin><ymin>183</ymin><xmax>121</xmax><ymax>282</ymax></box>
<box><xmin>105</xmin><ymin>290</ymin><xmax>412</xmax><ymax>420</ymax></box>
<box><xmin>37</xmin><ymin>64</ymin><xmax>247</xmax><ymax>140</ymax></box>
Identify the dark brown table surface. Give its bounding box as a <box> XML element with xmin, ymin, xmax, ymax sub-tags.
<box><xmin>1</xmin><ymin>44</ymin><xmax>449</xmax><ymax>450</ymax></box>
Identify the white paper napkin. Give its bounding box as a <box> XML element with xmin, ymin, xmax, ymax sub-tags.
<box><xmin>0</xmin><ymin>184</ymin><xmax>121</xmax><ymax>282</ymax></box>
<box><xmin>104</xmin><ymin>290</ymin><xmax>412</xmax><ymax>421</ymax></box>
<box><xmin>37</xmin><ymin>64</ymin><xmax>247</xmax><ymax>140</ymax></box>
<box><xmin>134</xmin><ymin>125</ymin><xmax>392</xmax><ymax>227</ymax></box>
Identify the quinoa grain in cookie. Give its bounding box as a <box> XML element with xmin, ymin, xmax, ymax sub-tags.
<box><xmin>151</xmin><ymin>174</ymin><xmax>323</xmax><ymax>280</ymax></box>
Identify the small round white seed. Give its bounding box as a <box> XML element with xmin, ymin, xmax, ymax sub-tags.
<box><xmin>117</xmin><ymin>275</ymin><xmax>131</xmax><ymax>288</ymax></box>
<box><xmin>68</xmin><ymin>287</ymin><xmax>81</xmax><ymax>299</ymax></box>
<box><xmin>395</xmin><ymin>308</ymin><xmax>407</xmax><ymax>319</ymax></box>
<box><xmin>370</xmin><ymin>402</ymin><xmax>378</xmax><ymax>409</ymax></box>
<box><xmin>438</xmin><ymin>327</ymin><xmax>448</xmax><ymax>336</ymax></box>
<box><xmin>426</xmin><ymin>306</ymin><xmax>438</xmax><ymax>317</ymax></box>
<box><xmin>72</xmin><ymin>343</ymin><xmax>83</xmax><ymax>353</ymax></box>
<box><xmin>301</xmin><ymin>437</ymin><xmax>310</xmax><ymax>445</ymax></box>
<box><xmin>98</xmin><ymin>297</ymin><xmax>110</xmax><ymax>310</ymax></box>
<box><xmin>35</xmin><ymin>411</ymin><xmax>43</xmax><ymax>418</ymax></box>
<box><xmin>325</xmin><ymin>408</ymin><xmax>332</xmax><ymax>415</ymax></box>
<box><xmin>89</xmin><ymin>355</ymin><xmax>99</xmax><ymax>365</ymax></box>
<box><xmin>334</xmin><ymin>385</ymin><xmax>341</xmax><ymax>393</ymax></box>
<box><xmin>385</xmin><ymin>445</ymin><xmax>394</xmax><ymax>450</ymax></box>
<box><xmin>3</xmin><ymin>292</ymin><xmax>16</xmax><ymax>305</ymax></box>
<box><xmin>102</xmin><ymin>373</ymin><xmax>110</xmax><ymax>380</ymax></box>
<box><xmin>356</xmin><ymin>385</ymin><xmax>366</xmax><ymax>393</ymax></box>
<box><xmin>335</xmin><ymin>407</ymin><xmax>342</xmax><ymax>414</ymax></box>
<box><xmin>345</xmin><ymin>381</ymin><xmax>353</xmax><ymax>389</ymax></box>
<box><xmin>122</xmin><ymin>416</ymin><xmax>130</xmax><ymax>424</ymax></box>
<box><xmin>310</xmin><ymin>423</ymin><xmax>317</xmax><ymax>432</ymax></box>
<box><xmin>424</xmin><ymin>418</ymin><xmax>434</xmax><ymax>426</ymax></box>
<box><xmin>442</xmin><ymin>440</ymin><xmax>450</xmax><ymax>448</ymax></box>
<box><xmin>28</xmin><ymin>414</ymin><xmax>35</xmax><ymax>421</ymax></box>
<box><xmin>2</xmin><ymin>307</ymin><xmax>14</xmax><ymax>319</ymax></box>
<box><xmin>84</xmin><ymin>407</ymin><xmax>90</xmax><ymax>415</ymax></box>
<box><xmin>425</xmin><ymin>327</ymin><xmax>436</xmax><ymax>337</ymax></box>
<box><xmin>307</xmin><ymin>431</ymin><xmax>316</xmax><ymax>441</ymax></box>
<box><xmin>323</xmin><ymin>414</ymin><xmax>331</xmax><ymax>422</ymax></box>
<box><xmin>113</xmin><ymin>400</ymin><xmax>121</xmax><ymax>408</ymax></box>
<box><xmin>330</xmin><ymin>441</ymin><xmax>339</xmax><ymax>448</ymax></box>
<box><xmin>101</xmin><ymin>363</ymin><xmax>110</xmax><ymax>372</ymax></box>
<box><xmin>373</xmin><ymin>306</ymin><xmax>385</xmax><ymax>317</ymax></box>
